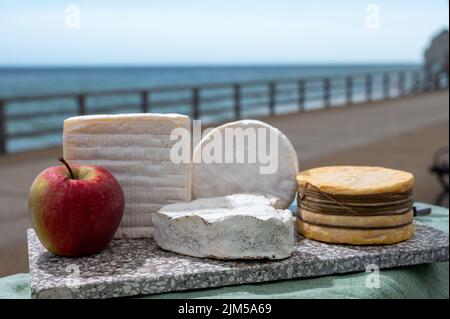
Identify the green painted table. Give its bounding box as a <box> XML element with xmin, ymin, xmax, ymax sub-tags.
<box><xmin>1</xmin><ymin>205</ymin><xmax>448</xmax><ymax>299</ymax></box>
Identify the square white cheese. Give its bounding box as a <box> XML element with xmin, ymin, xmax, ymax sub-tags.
<box><xmin>63</xmin><ymin>113</ymin><xmax>191</xmax><ymax>238</ymax></box>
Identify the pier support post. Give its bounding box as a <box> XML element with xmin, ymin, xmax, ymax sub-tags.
<box><xmin>366</xmin><ymin>74</ymin><xmax>372</xmax><ymax>101</ymax></box>
<box><xmin>77</xmin><ymin>95</ymin><xmax>86</xmax><ymax>116</ymax></box>
<box><xmin>346</xmin><ymin>77</ymin><xmax>353</xmax><ymax>105</ymax></box>
<box><xmin>383</xmin><ymin>73</ymin><xmax>390</xmax><ymax>99</ymax></box>
<box><xmin>0</xmin><ymin>100</ymin><xmax>5</xmax><ymax>154</ymax></box>
<box><xmin>398</xmin><ymin>72</ymin><xmax>405</xmax><ymax>97</ymax></box>
<box><xmin>233</xmin><ymin>84</ymin><xmax>241</xmax><ymax>120</ymax></box>
<box><xmin>413</xmin><ymin>72</ymin><xmax>421</xmax><ymax>94</ymax></box>
<box><xmin>298</xmin><ymin>80</ymin><xmax>305</xmax><ymax>111</ymax></box>
<box><xmin>192</xmin><ymin>87</ymin><xmax>200</xmax><ymax>119</ymax></box>
<box><xmin>324</xmin><ymin>78</ymin><xmax>331</xmax><ymax>108</ymax></box>
<box><xmin>269</xmin><ymin>82</ymin><xmax>276</xmax><ymax>116</ymax></box>
<box><xmin>141</xmin><ymin>91</ymin><xmax>150</xmax><ymax>113</ymax></box>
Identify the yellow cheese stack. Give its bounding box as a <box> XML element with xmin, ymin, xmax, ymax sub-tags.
<box><xmin>296</xmin><ymin>166</ymin><xmax>415</xmax><ymax>245</ymax></box>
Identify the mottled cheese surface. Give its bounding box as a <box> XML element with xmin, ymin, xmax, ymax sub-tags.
<box><xmin>154</xmin><ymin>194</ymin><xmax>295</xmax><ymax>260</ymax></box>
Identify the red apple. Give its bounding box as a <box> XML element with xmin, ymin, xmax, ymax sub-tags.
<box><xmin>28</xmin><ymin>157</ymin><xmax>124</xmax><ymax>257</ymax></box>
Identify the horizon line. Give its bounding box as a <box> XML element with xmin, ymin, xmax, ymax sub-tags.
<box><xmin>0</xmin><ymin>62</ymin><xmax>422</xmax><ymax>69</ymax></box>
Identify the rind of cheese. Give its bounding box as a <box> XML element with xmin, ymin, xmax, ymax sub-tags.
<box><xmin>297</xmin><ymin>219</ymin><xmax>414</xmax><ymax>245</ymax></box>
<box><xmin>298</xmin><ymin>208</ymin><xmax>413</xmax><ymax>228</ymax></box>
<box><xmin>297</xmin><ymin>166</ymin><xmax>414</xmax><ymax>195</ymax></box>
<box><xmin>160</xmin><ymin>193</ymin><xmax>285</xmax><ymax>218</ymax></box>
<box><xmin>153</xmin><ymin>194</ymin><xmax>295</xmax><ymax>260</ymax></box>
<box><xmin>64</xmin><ymin>113</ymin><xmax>189</xmax><ymax>135</ymax></box>
<box><xmin>63</xmin><ymin>113</ymin><xmax>191</xmax><ymax>239</ymax></box>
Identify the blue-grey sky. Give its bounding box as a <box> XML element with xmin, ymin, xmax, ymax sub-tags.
<box><xmin>0</xmin><ymin>0</ymin><xmax>448</xmax><ymax>65</ymax></box>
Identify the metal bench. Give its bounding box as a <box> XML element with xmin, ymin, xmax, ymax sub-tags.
<box><xmin>430</xmin><ymin>147</ymin><xmax>449</xmax><ymax>206</ymax></box>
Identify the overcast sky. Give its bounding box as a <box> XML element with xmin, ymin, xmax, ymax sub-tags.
<box><xmin>0</xmin><ymin>0</ymin><xmax>448</xmax><ymax>66</ymax></box>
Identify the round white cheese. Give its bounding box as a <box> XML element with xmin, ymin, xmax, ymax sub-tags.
<box><xmin>192</xmin><ymin>120</ymin><xmax>299</xmax><ymax>209</ymax></box>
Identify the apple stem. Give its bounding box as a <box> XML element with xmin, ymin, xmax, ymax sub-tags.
<box><xmin>58</xmin><ymin>157</ymin><xmax>75</xmax><ymax>179</ymax></box>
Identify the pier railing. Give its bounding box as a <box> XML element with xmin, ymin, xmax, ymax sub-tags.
<box><xmin>0</xmin><ymin>69</ymin><xmax>448</xmax><ymax>154</ymax></box>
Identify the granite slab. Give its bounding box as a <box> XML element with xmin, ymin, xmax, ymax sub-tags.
<box><xmin>28</xmin><ymin>223</ymin><xmax>449</xmax><ymax>299</ymax></box>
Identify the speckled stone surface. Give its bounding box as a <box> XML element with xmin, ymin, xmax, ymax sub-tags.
<box><xmin>28</xmin><ymin>223</ymin><xmax>448</xmax><ymax>299</ymax></box>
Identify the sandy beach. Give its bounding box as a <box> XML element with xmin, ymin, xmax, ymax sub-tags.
<box><xmin>0</xmin><ymin>91</ymin><xmax>448</xmax><ymax>277</ymax></box>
